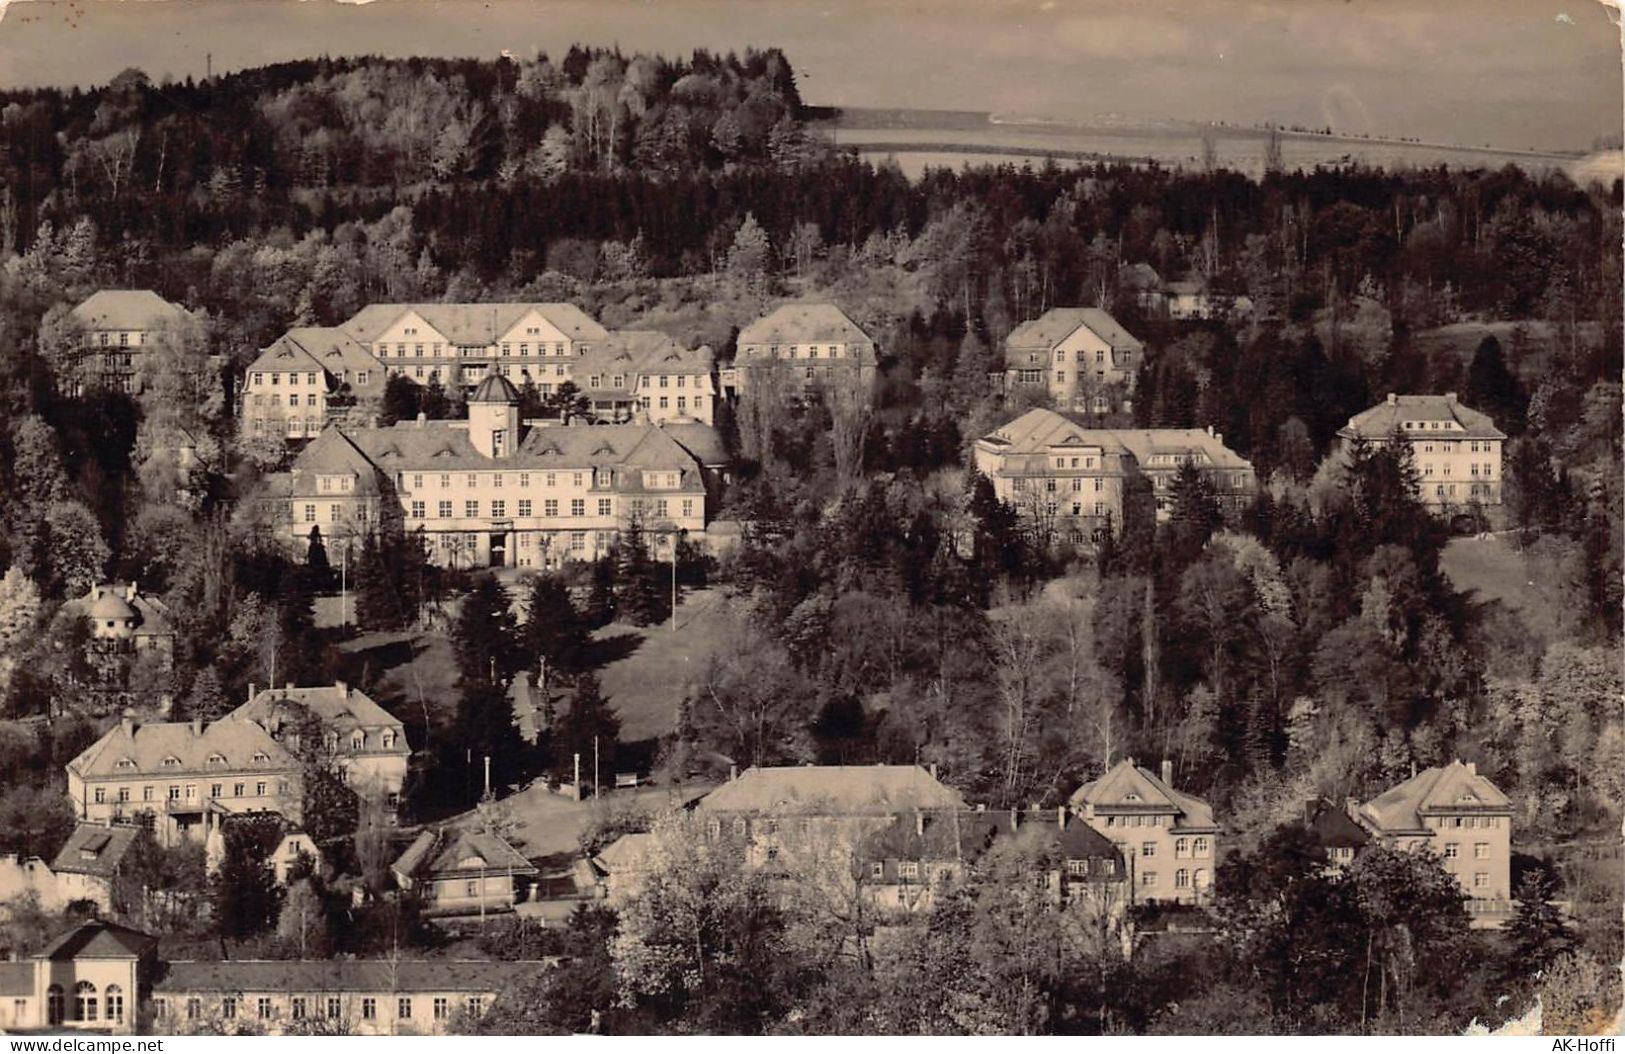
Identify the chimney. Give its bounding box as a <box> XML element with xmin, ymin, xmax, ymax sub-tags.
<box><xmin>1010</xmin><ymin>809</ymin><xmax>1019</xmax><ymax>832</ymax></box>
<box><xmin>336</xmin><ymin>680</ymin><xmax>348</xmax><ymax>698</ymax></box>
<box><xmin>1057</xmin><ymin>804</ymin><xmax>1067</xmax><ymax>829</ymax></box>
<box><xmin>915</xmin><ymin>811</ymin><xmax>924</xmax><ymax>836</ymax></box>
<box><xmin>1125</xmin><ymin>755</ymin><xmax>1136</xmax><ymax>771</ymax></box>
<box><xmin>1160</xmin><ymin>759</ymin><xmax>1173</xmax><ymax>787</ymax></box>
<box><xmin>1386</xmin><ymin>392</ymin><xmax>1397</xmax><ymax>405</ymax></box>
<box><xmin>728</xmin><ymin>764</ymin><xmax>738</xmax><ymax>782</ymax></box>
<box><xmin>120</xmin><ymin>709</ymin><xmax>135</xmax><ymax>738</ymax></box>
<box><xmin>928</xmin><ymin>763</ymin><xmax>938</xmax><ymax>780</ymax></box>
<box><xmin>191</xmin><ymin>716</ymin><xmax>203</xmax><ymax>736</ymax></box>
<box><xmin>1444</xmin><ymin>392</ymin><xmax>1457</xmax><ymax>404</ymax></box>
<box><xmin>416</xmin><ymin>411</ymin><xmax>427</xmax><ymax>427</ymax></box>
<box><xmin>1345</xmin><ymin>797</ymin><xmax>1360</xmax><ymax>823</ymax></box>
<box><xmin>1205</xmin><ymin>425</ymin><xmax>1214</xmax><ymax>437</ymax></box>
<box><xmin>1214</xmin><ymin>431</ymin><xmax>1222</xmax><ymax>446</ymax></box>
<box><xmin>1465</xmin><ymin>760</ymin><xmax>1476</xmax><ymax>776</ymax></box>
<box><xmin>285</xmin><ymin>682</ymin><xmax>294</xmax><ymax>693</ymax></box>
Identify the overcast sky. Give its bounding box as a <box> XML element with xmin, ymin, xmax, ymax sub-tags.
<box><xmin>0</xmin><ymin>0</ymin><xmax>1617</xmax><ymax>151</ymax></box>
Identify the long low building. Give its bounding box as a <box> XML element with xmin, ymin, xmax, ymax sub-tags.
<box><xmin>264</xmin><ymin>373</ymin><xmax>720</xmax><ymax>569</ymax></box>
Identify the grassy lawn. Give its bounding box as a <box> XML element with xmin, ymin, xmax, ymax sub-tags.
<box><xmin>458</xmin><ymin>780</ymin><xmax>713</xmax><ymax>861</ymax></box>
<box><xmin>335</xmin><ymin>628</ymin><xmax>462</xmax><ymax>745</ymax></box>
<box><xmin>592</xmin><ymin>587</ymin><xmax>743</xmax><ymax>743</ymax></box>
<box><xmin>1440</xmin><ymin>533</ymin><xmax>1566</xmax><ymax>642</ymax></box>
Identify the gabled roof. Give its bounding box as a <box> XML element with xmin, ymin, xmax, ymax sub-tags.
<box><xmin>230</xmin><ymin>684</ymin><xmax>407</xmax><ymax>751</ymax></box>
<box><xmin>1005</xmin><ymin>308</ymin><xmax>1144</xmax><ymax>358</ymax></box>
<box><xmin>978</xmin><ymin>408</ymin><xmax>1129</xmax><ymax>456</ymax></box>
<box><xmin>50</xmin><ymin>823</ymin><xmax>142</xmax><ymax>878</ymax></box>
<box><xmin>284</xmin><ymin>428</ymin><xmax>387</xmax><ymax>495</ymax></box>
<box><xmin>1359</xmin><ymin>761</ymin><xmax>1512</xmax><ymax>835</ymax></box>
<box><xmin>1339</xmin><ymin>395</ymin><xmax>1506</xmax><ymax>441</ymax></box>
<box><xmin>68</xmin><ymin>718</ymin><xmax>298</xmax><ymax>781</ymax></box>
<box><xmin>72</xmin><ymin>583</ymin><xmax>173</xmax><ymax>636</ymax></box>
<box><xmin>244</xmin><ymin>336</ymin><xmax>324</xmax><ymax>378</ymax></box>
<box><xmin>1112</xmin><ymin>429</ymin><xmax>1254</xmax><ymax>472</ymax></box>
<box><xmin>0</xmin><ymin>963</ymin><xmax>31</xmax><ymax>997</ymax></box>
<box><xmin>1070</xmin><ymin>759</ymin><xmax>1218</xmax><ymax>832</ymax></box>
<box><xmin>152</xmin><ymin>959</ymin><xmax>545</xmax><ymax>994</ymax></box>
<box><xmin>696</xmin><ymin>765</ymin><xmax>967</xmax><ymax>815</ymax></box>
<box><xmin>660</xmin><ymin>422</ymin><xmax>729</xmax><ymax>466</ymax></box>
<box><xmin>71</xmin><ymin>290</ymin><xmax>189</xmax><ymax>332</ymax></box>
<box><xmin>393</xmin><ymin>828</ymin><xmax>537</xmax><ymax>881</ymax></box>
<box><xmin>738</xmin><ymin>303</ymin><xmax>875</xmax><ymax>348</ymax></box>
<box><xmin>250</xmin><ymin>328</ymin><xmax>384</xmax><ymax>389</ymax></box>
<box><xmin>1301</xmin><ymin>799</ymin><xmax>1372</xmax><ymax>850</ymax></box>
<box><xmin>36</xmin><ymin>920</ymin><xmax>156</xmax><ymax>961</ymax></box>
<box><xmin>1120</xmin><ymin>263</ymin><xmax>1162</xmax><ymax>292</ymax></box>
<box><xmin>593</xmin><ymin>832</ymin><xmax>655</xmax><ymax>874</ymax></box>
<box><xmin>340</xmin><ymin>303</ymin><xmax>608</xmax><ymax>347</ymax></box>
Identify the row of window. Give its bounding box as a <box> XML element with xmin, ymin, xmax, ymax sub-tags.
<box><xmin>1400</xmin><ymin>419</ymin><xmax>1461</xmax><ymax>431</ymax></box>
<box><xmin>1142</xmin><ymin>867</ymin><xmax>1208</xmax><ymax>890</ymax></box>
<box><xmin>1135</xmin><ymin>837</ymin><xmax>1212</xmax><ymax>858</ymax></box>
<box><xmin>753</xmin><ymin>344</ymin><xmax>857</xmax><ymax>360</ymax></box>
<box><xmin>45</xmin><ymin>982</ymin><xmax>124</xmax><ymax>1025</ymax></box>
<box><xmin>92</xmin><ymin>779</ymin><xmax>286</xmax><ymax>804</ymax></box>
<box><xmin>1441</xmin><ymin>842</ymin><xmax>1493</xmax><ymax>859</ymax></box>
<box><xmin>1416</xmin><ymin>441</ymin><xmax>1499</xmax><ymax>453</ymax></box>
<box><xmin>1052</xmin><ymin>348</ymin><xmax>1130</xmax><ymax>366</ymax></box>
<box><xmin>251</xmin><ymin>417</ymin><xmax>323</xmax><ymax>436</ymax></box>
<box><xmin>377</xmin><ymin>341</ymin><xmax>580</xmax><ymax>360</ymax></box>
<box><xmin>1430</xmin><ymin>483</ymin><xmax>1496</xmax><ymax>499</ymax></box>
<box><xmin>404</xmin><ymin>470</ymin><xmax>605</xmax><ymax>491</ymax></box>
<box><xmin>155</xmin><ymin>993</ymin><xmax>477</xmax><ymax>1022</ymax></box>
<box><xmin>252</xmin><ymin>393</ymin><xmax>322</xmax><ymax>408</ymax></box>
<box><xmin>403</xmin><ymin>497</ymin><xmax>696</xmax><ymax>520</ymax></box>
<box><xmin>1432</xmin><ymin>815</ymin><xmax>1503</xmax><ymax>829</ymax></box>
<box><xmin>1420</xmin><ymin>462</ymin><xmax>1496</xmax><ymax>478</ymax></box>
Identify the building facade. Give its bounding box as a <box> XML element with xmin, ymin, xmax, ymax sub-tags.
<box><xmin>339</xmin><ymin>302</ymin><xmax>608</xmax><ymax>392</ymax></box>
<box><xmin>1002</xmin><ymin>308</ymin><xmax>1143</xmax><ymax>413</ymax></box>
<box><xmin>391</xmin><ymin>829</ymin><xmax>538</xmax><ymax>919</ymax></box>
<box><xmin>1337</xmin><ymin>393</ymin><xmax>1506</xmax><ymax>510</ymax></box>
<box><xmin>0</xmin><ymin>921</ymin><xmax>156</xmax><ymax>1035</ymax></box>
<box><xmin>229</xmin><ymin>683</ymin><xmax>410</xmax><ymax>813</ymax></box>
<box><xmin>726</xmin><ymin>302</ymin><xmax>878</xmax><ymax>398</ymax></box>
<box><xmin>66</xmin><ymin>715</ymin><xmax>303</xmax><ymax>846</ymax></box>
<box><xmin>240</xmin><ymin>328</ymin><xmax>386</xmax><ymax>441</ymax></box>
<box><xmin>574</xmin><ymin>331</ymin><xmax>717</xmax><ymax>425</ymax></box>
<box><xmin>68</xmin><ymin>291</ymin><xmax>193</xmax><ymax>395</ymax></box>
<box><xmin>1357</xmin><ymin>760</ymin><xmax>1513</xmax><ymax>928</ymax></box>
<box><xmin>1069</xmin><ymin>758</ymin><xmax>1220</xmax><ymax>906</ymax></box>
<box><xmin>974</xmin><ymin>409</ymin><xmax>1258</xmax><ymax>543</ymax></box>
<box><xmin>266</xmin><ymin>375</ymin><xmax>714</xmax><ymax>569</ymax></box>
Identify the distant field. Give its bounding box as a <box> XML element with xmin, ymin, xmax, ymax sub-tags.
<box><xmin>826</xmin><ymin>125</ymin><xmax>1580</xmax><ymax>180</ymax></box>
<box><xmin>1413</xmin><ymin>320</ymin><xmax>1601</xmax><ymax>387</ymax></box>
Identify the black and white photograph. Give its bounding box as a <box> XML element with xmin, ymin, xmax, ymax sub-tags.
<box><xmin>0</xmin><ymin>0</ymin><xmax>1617</xmax><ymax>1040</ymax></box>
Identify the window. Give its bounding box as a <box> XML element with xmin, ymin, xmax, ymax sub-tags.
<box><xmin>94</xmin><ymin>786</ymin><xmax>106</xmax><ymax>804</ymax></box>
<box><xmin>467</xmin><ymin>997</ymin><xmax>484</xmax><ymax>1017</ymax></box>
<box><xmin>870</xmin><ymin>862</ymin><xmax>884</xmax><ymax>879</ymax></box>
<box><xmin>571</xmin><ymin>499</ymin><xmax>585</xmax><ymax>517</ymax></box>
<box><xmin>143</xmin><ymin>785</ymin><xmax>154</xmax><ymax>801</ymax></box>
<box><xmin>1473</xmin><ymin>872</ymin><xmax>1488</xmax><ymax>889</ymax></box>
<box><xmin>104</xmin><ymin>985</ymin><xmax>124</xmax><ymax>1024</ymax></box>
<box><xmin>1066</xmin><ymin>858</ymin><xmax>1088</xmax><ymax>877</ymax></box>
<box><xmin>1193</xmin><ymin>837</ymin><xmax>1209</xmax><ymax>855</ymax></box>
<box><xmin>434</xmin><ymin>997</ymin><xmax>450</xmax><ymax>1021</ymax></box>
<box><xmin>256</xmin><ymin>781</ymin><xmax>267</xmax><ymax>796</ymax></box>
<box><xmin>362</xmin><ymin>998</ymin><xmax>377</xmax><ymax>1021</ymax></box>
<box><xmin>210</xmin><ymin>783</ymin><xmax>222</xmax><ymax>798</ymax></box>
<box><xmin>74</xmin><ymin>981</ymin><xmax>97</xmax><ymax>1022</ymax></box>
<box><xmin>411</xmin><ymin>501</ymin><xmax>426</xmax><ymax>519</ymax></box>
<box><xmin>1443</xmin><ymin>843</ymin><xmax>1459</xmax><ymax>859</ymax></box>
<box><xmin>1474</xmin><ymin>842</ymin><xmax>1489</xmax><ymax>859</ymax></box>
<box><xmin>466</xmin><ymin>500</ymin><xmax>479</xmax><ymax>518</ymax></box>
<box><xmin>187</xmin><ymin>998</ymin><xmax>201</xmax><ymax>1021</ymax></box>
<box><xmin>327</xmin><ymin>997</ymin><xmax>341</xmax><ymax>1020</ymax></box>
<box><xmin>47</xmin><ymin>986</ymin><xmax>64</xmax><ymax>1025</ymax></box>
<box><xmin>1141</xmin><ymin>871</ymin><xmax>1157</xmax><ymax>887</ymax></box>
<box><xmin>1141</xmin><ymin>842</ymin><xmax>1156</xmax><ymax>857</ymax></box>
<box><xmin>292</xmin><ymin>997</ymin><xmax>306</xmax><ymax>1020</ymax></box>
<box><xmin>304</xmin><ymin>504</ymin><xmax>317</xmax><ymax>523</ymax></box>
<box><xmin>492</xmin><ymin>500</ymin><xmax>507</xmax><ymax>518</ymax></box>
<box><xmin>544</xmin><ymin>499</ymin><xmax>559</xmax><ymax>517</ymax></box>
<box><xmin>438</xmin><ymin>500</ymin><xmax>452</xmax><ymax>519</ymax></box>
<box><xmin>1175</xmin><ymin>869</ymin><xmax>1191</xmax><ymax>889</ymax></box>
<box><xmin>598</xmin><ymin>498</ymin><xmax>612</xmax><ymax>516</ymax></box>
<box><xmin>398</xmin><ymin>997</ymin><xmax>412</xmax><ymax>1020</ymax></box>
<box><xmin>899</xmin><ymin>861</ymin><xmax>920</xmax><ymax>880</ymax></box>
<box><xmin>1332</xmin><ymin>846</ymin><xmax>1354</xmax><ymax>864</ymax></box>
<box><xmin>1175</xmin><ymin>837</ymin><xmax>1189</xmax><ymax>858</ymax></box>
<box><xmin>682</xmin><ymin>499</ymin><xmax>694</xmax><ymax>518</ymax></box>
<box><xmin>466</xmin><ymin>879</ymin><xmax>480</xmax><ymax>897</ymax></box>
<box><xmin>222</xmin><ymin>996</ymin><xmax>238</xmax><ymax>1019</ymax></box>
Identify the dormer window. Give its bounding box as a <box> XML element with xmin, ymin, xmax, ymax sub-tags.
<box><xmin>115</xmin><ymin>758</ymin><xmax>136</xmax><ymax>770</ymax></box>
<box><xmin>161</xmin><ymin>757</ymin><xmax>181</xmax><ymax>768</ymax></box>
<box><xmin>382</xmin><ymin>730</ymin><xmax>397</xmax><ymax>749</ymax></box>
<box><xmin>251</xmin><ymin>751</ymin><xmax>271</xmax><ymax>764</ymax></box>
<box><xmin>351</xmin><ymin>732</ymin><xmax>365</xmax><ymax>751</ymax></box>
<box><xmin>206</xmin><ymin>753</ymin><xmax>227</xmax><ymax>767</ymax></box>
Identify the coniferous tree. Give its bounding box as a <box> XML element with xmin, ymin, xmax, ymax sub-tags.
<box><xmin>306</xmin><ymin>526</ymin><xmax>331</xmax><ymax>581</ymax></box>
<box><xmin>214</xmin><ymin>815</ymin><xmax>284</xmax><ymax>939</ymax></box>
<box><xmin>521</xmin><ymin>573</ymin><xmax>589</xmax><ymax>678</ymax></box>
<box><xmin>452</xmin><ymin>575</ymin><xmax>522</xmax><ymax>686</ymax></box>
<box><xmin>613</xmin><ymin>516</ymin><xmax>668</xmax><ymax>627</ymax></box>
<box><xmin>585</xmin><ymin>556</ymin><xmax>617</xmax><ymax>628</ymax></box>
<box><xmin>553</xmin><ymin>672</ymin><xmax>621</xmax><ymax>788</ymax></box>
<box><xmin>451</xmin><ymin>676</ymin><xmax>527</xmax><ymax>802</ymax></box>
<box><xmin>380</xmin><ymin>374</ymin><xmax>421</xmax><ymax>426</ymax></box>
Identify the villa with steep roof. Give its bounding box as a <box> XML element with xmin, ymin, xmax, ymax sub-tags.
<box><xmin>66</xmin><ymin>714</ymin><xmax>302</xmax><ymax>846</ymax></box>
<box><xmin>392</xmin><ymin>828</ymin><xmax>538</xmax><ymax>918</ymax></box>
<box><xmin>265</xmin><ymin>374</ymin><xmax>714</xmax><ymax>569</ymax></box>
<box><xmin>240</xmin><ymin>327</ymin><xmax>386</xmax><ymax>441</ymax></box>
<box><xmin>229</xmin><ymin>682</ymin><xmax>409</xmax><ymax>812</ymax></box>
<box><xmin>1003</xmin><ymin>307</ymin><xmax>1144</xmax><ymax>413</ymax></box>
<box><xmin>1357</xmin><ymin>760</ymin><xmax>1513</xmax><ymax>927</ymax></box>
<box><xmin>1070</xmin><ymin>758</ymin><xmax>1220</xmax><ymax>905</ymax></box>
<box><xmin>727</xmin><ymin>302</ymin><xmax>878</xmax><ymax>398</ymax></box>
<box><xmin>974</xmin><ymin>408</ymin><xmax>1256</xmax><ymax>543</ymax></box>
<box><xmin>68</xmin><ymin>290</ymin><xmax>193</xmax><ymax>395</ymax></box>
<box><xmin>1337</xmin><ymin>393</ymin><xmax>1505</xmax><ymax>510</ymax></box>
<box><xmin>573</xmin><ymin>331</ymin><xmax>717</xmax><ymax>425</ymax></box>
<box><xmin>339</xmin><ymin>301</ymin><xmax>608</xmax><ymax>392</ymax></box>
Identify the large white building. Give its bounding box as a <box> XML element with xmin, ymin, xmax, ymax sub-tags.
<box><xmin>229</xmin><ymin>683</ymin><xmax>410</xmax><ymax>814</ymax></box>
<box><xmin>68</xmin><ymin>290</ymin><xmax>194</xmax><ymax>395</ymax></box>
<box><xmin>240</xmin><ymin>328</ymin><xmax>387</xmax><ymax>441</ymax></box>
<box><xmin>724</xmin><ymin>302</ymin><xmax>878</xmax><ymax>399</ymax></box>
<box><xmin>573</xmin><ymin>331</ymin><xmax>717</xmax><ymax>425</ymax></box>
<box><xmin>339</xmin><ymin>302</ymin><xmax>608</xmax><ymax>392</ymax></box>
<box><xmin>1002</xmin><ymin>307</ymin><xmax>1144</xmax><ymax>414</ymax></box>
<box><xmin>1337</xmin><ymin>393</ymin><xmax>1505</xmax><ymax>510</ymax></box>
<box><xmin>266</xmin><ymin>374</ymin><xmax>715</xmax><ymax>569</ymax></box>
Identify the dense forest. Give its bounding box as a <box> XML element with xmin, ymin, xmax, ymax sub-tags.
<box><xmin>0</xmin><ymin>48</ymin><xmax>1618</xmax><ymax>1036</ymax></box>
